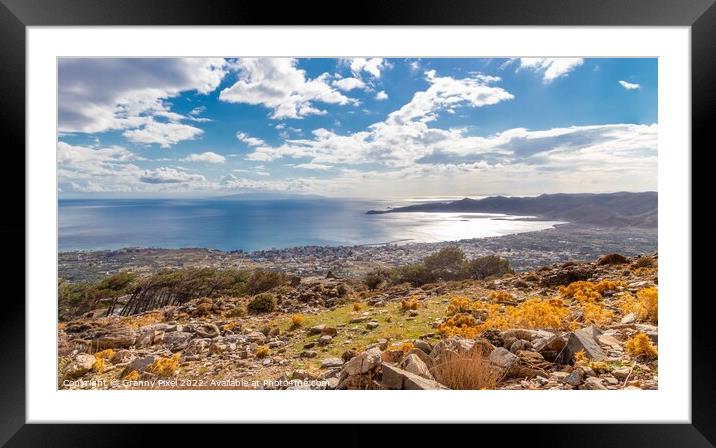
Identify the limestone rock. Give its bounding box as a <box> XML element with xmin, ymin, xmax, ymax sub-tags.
<box><xmin>381</xmin><ymin>364</ymin><xmax>448</xmax><ymax>390</ymax></box>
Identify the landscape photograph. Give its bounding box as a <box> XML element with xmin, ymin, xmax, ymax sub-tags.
<box><xmin>57</xmin><ymin>56</ymin><xmax>658</xmax><ymax>391</ymax></box>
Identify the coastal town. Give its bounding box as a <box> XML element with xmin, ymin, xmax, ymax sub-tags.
<box><xmin>59</xmin><ymin>224</ymin><xmax>657</xmax><ymax>283</ymax></box>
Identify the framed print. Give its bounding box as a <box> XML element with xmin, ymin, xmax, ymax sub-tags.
<box><xmin>4</xmin><ymin>0</ymin><xmax>712</xmax><ymax>444</ymax></box>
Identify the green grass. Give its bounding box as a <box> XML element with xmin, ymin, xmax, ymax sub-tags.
<box><xmin>275</xmin><ymin>297</ymin><xmax>449</xmax><ymax>369</ymax></box>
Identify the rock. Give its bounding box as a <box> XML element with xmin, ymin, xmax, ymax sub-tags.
<box><xmin>413</xmin><ymin>339</ymin><xmax>432</xmax><ymax>355</ymax></box>
<box><xmin>300</xmin><ymin>350</ymin><xmax>317</xmax><ymax>358</ymax></box>
<box><xmin>602</xmin><ymin>375</ymin><xmax>619</xmax><ymax>386</ymax></box>
<box><xmin>366</xmin><ymin>321</ymin><xmax>379</xmax><ymax>330</ymax></box>
<box><xmin>406</xmin><ymin>348</ymin><xmax>433</xmax><ymax>369</ymax></box>
<box><xmin>193</xmin><ymin>323</ymin><xmax>220</xmax><ymax>339</ymax></box>
<box><xmin>321</xmin><ymin>358</ymin><xmax>345</xmax><ymax>368</ymax></box>
<box><xmin>111</xmin><ymin>349</ymin><xmax>132</xmax><ymax>364</ymax></box>
<box><xmin>612</xmin><ymin>367</ymin><xmax>632</xmax><ymax>380</ymax></box>
<box><xmin>550</xmin><ymin>371</ymin><xmax>570</xmax><ymax>382</ymax></box>
<box><xmin>246</xmin><ymin>331</ymin><xmax>267</xmax><ymax>343</ymax></box>
<box><xmin>381</xmin><ymin>364</ymin><xmax>448</xmax><ymax>390</ymax></box>
<box><xmin>400</xmin><ymin>353</ymin><xmax>434</xmax><ymax>380</ymax></box>
<box><xmin>342</xmin><ymin>347</ymin><xmax>382</xmax><ymax>376</ymax></box>
<box><xmin>321</xmin><ymin>327</ymin><xmax>338</xmax><ymax>337</ymax></box>
<box><xmin>540</xmin><ymin>266</ymin><xmax>593</xmax><ymax>287</ymax></box>
<box><xmin>318</xmin><ymin>335</ymin><xmax>333</xmax><ymax>346</ymax></box>
<box><xmin>489</xmin><ymin>347</ymin><xmax>520</xmax><ymax>370</ymax></box>
<box><xmin>350</xmin><ymin>316</ymin><xmax>370</xmax><ymax>323</ymax></box>
<box><xmin>127</xmin><ymin>355</ymin><xmax>157</xmax><ymax>373</ymax></box>
<box><xmin>431</xmin><ymin>337</ymin><xmax>474</xmax><ymax>363</ymax></box>
<box><xmin>308</xmin><ymin>324</ymin><xmax>326</xmax><ymax>335</ymax></box>
<box><xmin>560</xmin><ymin>326</ymin><xmax>606</xmax><ymax>363</ymax></box>
<box><xmin>509</xmin><ymin>339</ymin><xmax>530</xmax><ymax>353</ymax></box>
<box><xmin>65</xmin><ymin>354</ymin><xmax>96</xmax><ymax>378</ymax></box>
<box><xmin>564</xmin><ymin>370</ymin><xmax>583</xmax><ymax>386</ymax></box>
<box><xmin>408</xmin><ymin>310</ymin><xmax>419</xmax><ymax>317</ymax></box>
<box><xmin>341</xmin><ymin>349</ymin><xmax>358</xmax><ymax>362</ymax></box>
<box><xmin>163</xmin><ymin>331</ymin><xmax>192</xmax><ymax>350</ymax></box>
<box><xmin>469</xmin><ymin>337</ymin><xmax>495</xmax><ymax>357</ymax></box>
<box><xmin>536</xmin><ymin>335</ymin><xmax>567</xmax><ymax>361</ymax></box>
<box><xmin>184</xmin><ymin>339</ymin><xmax>209</xmax><ymax>356</ymax></box>
<box><xmin>95</xmin><ymin>328</ymin><xmax>136</xmax><ymax>349</ymax></box>
<box><xmin>580</xmin><ymin>377</ymin><xmax>608</xmax><ymax>390</ymax></box>
<box><xmin>621</xmin><ymin>313</ymin><xmax>637</xmax><ymax>324</ymax></box>
<box><xmin>597</xmin><ymin>334</ymin><xmax>621</xmax><ymax>348</ymax></box>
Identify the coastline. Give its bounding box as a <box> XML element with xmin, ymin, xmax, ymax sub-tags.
<box><xmin>59</xmin><ymin>223</ymin><xmax>658</xmax><ymax>283</ymax></box>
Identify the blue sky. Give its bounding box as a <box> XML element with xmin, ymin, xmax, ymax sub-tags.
<box><xmin>58</xmin><ymin>57</ymin><xmax>657</xmax><ymax>198</ymax></box>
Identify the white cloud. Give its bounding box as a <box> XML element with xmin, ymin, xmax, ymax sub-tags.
<box><xmin>375</xmin><ymin>90</ymin><xmax>389</xmax><ymax>101</ymax></box>
<box><xmin>236</xmin><ymin>132</ymin><xmax>266</xmax><ymax>147</ymax></box>
<box><xmin>347</xmin><ymin>58</ymin><xmax>388</xmax><ymax>78</ymax></box>
<box><xmin>183</xmin><ymin>152</ymin><xmax>226</xmax><ymax>164</ymax></box>
<box><xmin>59</xmin><ymin>58</ymin><xmax>227</xmax><ymax>137</ymax></box>
<box><xmin>139</xmin><ymin>167</ymin><xmax>207</xmax><ymax>184</ymax></box>
<box><xmin>518</xmin><ymin>58</ymin><xmax>584</xmax><ymax>82</ymax></box>
<box><xmin>619</xmin><ymin>80</ymin><xmax>641</xmax><ymax>90</ymax></box>
<box><xmin>123</xmin><ymin>121</ymin><xmax>204</xmax><ymax>148</ymax></box>
<box><xmin>219</xmin><ymin>58</ymin><xmax>353</xmax><ymax>119</ymax></box>
<box><xmin>294</xmin><ymin>162</ymin><xmax>333</xmax><ymax>170</ymax></box>
<box><xmin>333</xmin><ymin>77</ymin><xmax>366</xmax><ymax>91</ymax></box>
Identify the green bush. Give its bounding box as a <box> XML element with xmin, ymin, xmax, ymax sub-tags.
<box><xmin>248</xmin><ymin>293</ymin><xmax>276</xmax><ymax>313</ymax></box>
<box><xmin>363</xmin><ymin>268</ymin><xmax>391</xmax><ymax>290</ymax></box>
<box><xmin>246</xmin><ymin>270</ymin><xmax>288</xmax><ymax>295</ymax></box>
<box><xmin>463</xmin><ymin>255</ymin><xmax>512</xmax><ymax>280</ymax></box>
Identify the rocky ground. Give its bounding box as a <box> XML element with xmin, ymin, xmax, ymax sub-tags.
<box><xmin>58</xmin><ymin>252</ymin><xmax>658</xmax><ymax>391</ymax></box>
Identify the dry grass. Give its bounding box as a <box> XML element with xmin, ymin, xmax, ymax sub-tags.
<box><xmin>581</xmin><ymin>302</ymin><xmax>614</xmax><ymax>326</ymax></box>
<box><xmin>489</xmin><ymin>291</ymin><xmax>513</xmax><ymax>302</ymax></box>
<box><xmin>94</xmin><ymin>348</ymin><xmax>116</xmax><ymax>359</ymax></box>
<box><xmin>430</xmin><ymin>350</ymin><xmax>499</xmax><ymax>390</ymax></box>
<box><xmin>618</xmin><ymin>286</ymin><xmax>658</xmax><ymax>323</ymax></box>
<box><xmin>401</xmin><ymin>297</ymin><xmax>419</xmax><ymax>311</ymax></box>
<box><xmin>122</xmin><ymin>310</ymin><xmax>165</xmax><ymax>329</ymax></box>
<box><xmin>290</xmin><ymin>314</ymin><xmax>306</xmax><ymax>327</ymax></box>
<box><xmin>352</xmin><ymin>302</ymin><xmax>365</xmax><ymax>312</ymax></box>
<box><xmin>255</xmin><ymin>346</ymin><xmax>270</xmax><ymax>359</ymax></box>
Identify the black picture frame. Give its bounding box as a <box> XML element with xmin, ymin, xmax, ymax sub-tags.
<box><xmin>3</xmin><ymin>0</ymin><xmax>709</xmax><ymax>445</ymax></box>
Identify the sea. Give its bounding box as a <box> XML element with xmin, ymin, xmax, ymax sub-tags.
<box><xmin>58</xmin><ymin>197</ymin><xmax>564</xmax><ymax>252</ymax></box>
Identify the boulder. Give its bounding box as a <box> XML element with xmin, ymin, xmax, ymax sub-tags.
<box><xmin>564</xmin><ymin>370</ymin><xmax>583</xmax><ymax>386</ymax></box>
<box><xmin>308</xmin><ymin>324</ymin><xmax>326</xmax><ymax>335</ymax></box>
<box><xmin>489</xmin><ymin>347</ymin><xmax>520</xmax><ymax>370</ymax></box>
<box><xmin>400</xmin><ymin>353</ymin><xmax>434</xmax><ymax>380</ymax></box>
<box><xmin>342</xmin><ymin>347</ymin><xmax>382</xmax><ymax>376</ymax></box>
<box><xmin>621</xmin><ymin>313</ymin><xmax>637</xmax><ymax>324</ymax></box>
<box><xmin>406</xmin><ymin>348</ymin><xmax>433</xmax><ymax>369</ymax></box>
<box><xmin>318</xmin><ymin>335</ymin><xmax>333</xmax><ymax>346</ymax></box>
<box><xmin>580</xmin><ymin>377</ymin><xmax>608</xmax><ymax>390</ymax></box>
<box><xmin>127</xmin><ymin>355</ymin><xmax>158</xmax><ymax>373</ymax></box>
<box><xmin>95</xmin><ymin>328</ymin><xmax>136</xmax><ymax>349</ymax></box>
<box><xmin>413</xmin><ymin>339</ymin><xmax>432</xmax><ymax>355</ymax></box>
<box><xmin>560</xmin><ymin>326</ymin><xmax>606</xmax><ymax>363</ymax></box>
<box><xmin>430</xmin><ymin>337</ymin><xmax>474</xmax><ymax>363</ymax></box>
<box><xmin>321</xmin><ymin>358</ymin><xmax>345</xmax><ymax>368</ymax></box>
<box><xmin>634</xmin><ymin>324</ymin><xmax>658</xmax><ymax>343</ymax></box>
<box><xmin>163</xmin><ymin>331</ymin><xmax>192</xmax><ymax>350</ymax></box>
<box><xmin>193</xmin><ymin>323</ymin><xmax>220</xmax><ymax>339</ymax></box>
<box><xmin>381</xmin><ymin>364</ymin><xmax>448</xmax><ymax>390</ymax></box>
<box><xmin>366</xmin><ymin>321</ymin><xmax>379</xmax><ymax>330</ymax></box>
<box><xmin>320</xmin><ymin>327</ymin><xmax>338</xmax><ymax>337</ymax></box>
<box><xmin>65</xmin><ymin>354</ymin><xmax>96</xmax><ymax>378</ymax></box>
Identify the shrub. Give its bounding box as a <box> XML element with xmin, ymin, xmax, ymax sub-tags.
<box><xmin>401</xmin><ymin>297</ymin><xmax>419</xmax><ymax>311</ymax></box>
<box><xmin>625</xmin><ymin>333</ymin><xmax>658</xmax><ymax>360</ymax></box>
<box><xmin>430</xmin><ymin>350</ymin><xmax>499</xmax><ymax>390</ymax></box>
<box><xmin>246</xmin><ymin>270</ymin><xmax>288</xmax><ymax>295</ymax></box>
<box><xmin>123</xmin><ymin>370</ymin><xmax>140</xmax><ymax>381</ymax></box>
<box><xmin>463</xmin><ymin>255</ymin><xmax>512</xmax><ymax>280</ymax></box>
<box><xmin>363</xmin><ymin>269</ymin><xmax>390</xmax><ymax>290</ymax></box>
<box><xmin>352</xmin><ymin>302</ymin><xmax>365</xmax><ymax>312</ymax></box>
<box><xmin>398</xmin><ymin>341</ymin><xmax>414</xmax><ymax>353</ymax></box>
<box><xmin>502</xmin><ymin>298</ymin><xmax>570</xmax><ymax>330</ymax></box>
<box><xmin>248</xmin><ymin>293</ymin><xmax>276</xmax><ymax>313</ymax></box>
<box><xmin>147</xmin><ymin>354</ymin><xmax>181</xmax><ymax>377</ymax></box>
<box><xmin>94</xmin><ymin>348</ymin><xmax>116</xmax><ymax>359</ymax></box>
<box><xmin>438</xmin><ymin>314</ymin><xmax>481</xmax><ymax>338</ymax></box>
<box><xmin>255</xmin><ymin>346</ymin><xmax>270</xmax><ymax>359</ymax></box>
<box><xmin>291</xmin><ymin>314</ymin><xmax>305</xmax><ymax>327</ymax></box>
<box><xmin>91</xmin><ymin>356</ymin><xmax>105</xmax><ymax>373</ymax></box>
<box><xmin>637</xmin><ymin>287</ymin><xmax>658</xmax><ymax>323</ymax></box>
<box><xmin>393</xmin><ymin>263</ymin><xmax>433</xmax><ymax>286</ymax></box>
<box><xmin>489</xmin><ymin>291</ymin><xmax>513</xmax><ymax>302</ymax></box>
<box><xmin>618</xmin><ymin>286</ymin><xmax>658</xmax><ymax>323</ymax></box>
<box><xmin>581</xmin><ymin>302</ymin><xmax>614</xmax><ymax>326</ymax></box>
<box><xmin>597</xmin><ymin>253</ymin><xmax>629</xmax><ymax>265</ymax></box>
<box><xmin>560</xmin><ymin>280</ymin><xmax>624</xmax><ymax>303</ymax></box>
<box><xmin>422</xmin><ymin>246</ymin><xmax>466</xmax><ymax>280</ymax></box>
<box><xmin>336</xmin><ymin>283</ymin><xmax>350</xmax><ymax>297</ymax></box>
<box><xmin>227</xmin><ymin>303</ymin><xmax>248</xmax><ymax>318</ymax></box>
<box><xmin>633</xmin><ymin>255</ymin><xmax>655</xmax><ymax>269</ymax></box>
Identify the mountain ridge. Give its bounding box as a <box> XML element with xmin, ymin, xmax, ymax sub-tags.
<box><xmin>367</xmin><ymin>191</ymin><xmax>658</xmax><ymax>228</ymax></box>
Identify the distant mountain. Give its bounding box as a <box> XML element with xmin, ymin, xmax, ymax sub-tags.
<box><xmin>367</xmin><ymin>192</ymin><xmax>658</xmax><ymax>228</ymax></box>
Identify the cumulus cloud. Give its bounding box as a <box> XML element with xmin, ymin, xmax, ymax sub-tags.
<box><xmin>347</xmin><ymin>58</ymin><xmax>388</xmax><ymax>78</ymax></box>
<box><xmin>293</xmin><ymin>162</ymin><xmax>333</xmax><ymax>170</ymax></box>
<box><xmin>139</xmin><ymin>167</ymin><xmax>207</xmax><ymax>184</ymax></box>
<box><xmin>333</xmin><ymin>77</ymin><xmax>367</xmax><ymax>91</ymax></box>
<box><xmin>123</xmin><ymin>122</ymin><xmax>204</xmax><ymax>148</ymax></box>
<box><xmin>518</xmin><ymin>58</ymin><xmax>584</xmax><ymax>82</ymax></box>
<box><xmin>236</xmin><ymin>132</ymin><xmax>266</xmax><ymax>147</ymax></box>
<box><xmin>375</xmin><ymin>90</ymin><xmax>389</xmax><ymax>101</ymax></box>
<box><xmin>58</xmin><ymin>58</ymin><xmax>227</xmax><ymax>138</ymax></box>
<box><xmin>619</xmin><ymin>80</ymin><xmax>641</xmax><ymax>90</ymax></box>
<box><xmin>219</xmin><ymin>58</ymin><xmax>353</xmax><ymax>119</ymax></box>
<box><xmin>183</xmin><ymin>152</ymin><xmax>226</xmax><ymax>164</ymax></box>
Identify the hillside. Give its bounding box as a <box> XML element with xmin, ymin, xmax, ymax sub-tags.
<box><xmin>58</xmin><ymin>249</ymin><xmax>659</xmax><ymax>391</ymax></box>
<box><xmin>367</xmin><ymin>192</ymin><xmax>658</xmax><ymax>227</ymax></box>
